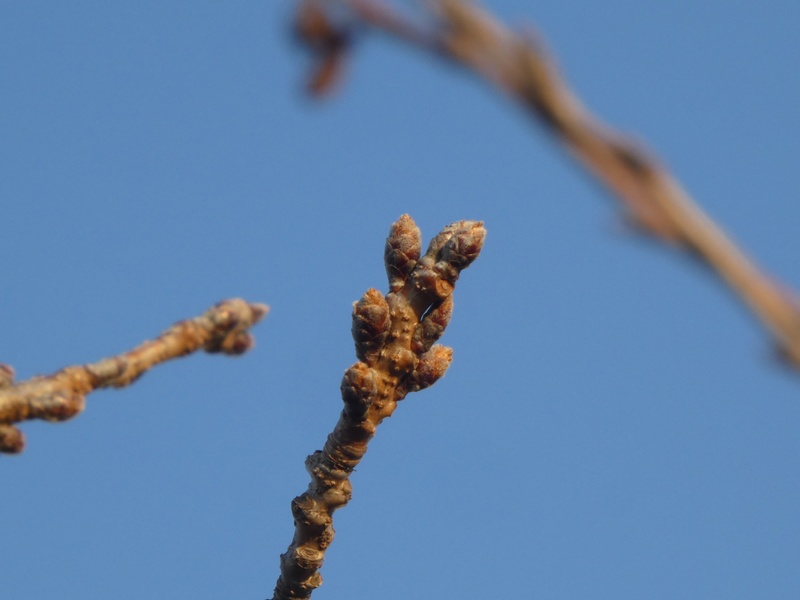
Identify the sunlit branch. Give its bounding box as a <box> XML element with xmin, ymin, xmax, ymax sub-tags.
<box><xmin>0</xmin><ymin>299</ymin><xmax>269</xmax><ymax>454</ymax></box>
<box><xmin>271</xmin><ymin>215</ymin><xmax>484</xmax><ymax>600</ymax></box>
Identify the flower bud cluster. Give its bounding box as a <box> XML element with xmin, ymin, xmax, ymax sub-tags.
<box><xmin>346</xmin><ymin>215</ymin><xmax>485</xmax><ymax>415</ymax></box>
<box><xmin>277</xmin><ymin>215</ymin><xmax>484</xmax><ymax>600</ymax></box>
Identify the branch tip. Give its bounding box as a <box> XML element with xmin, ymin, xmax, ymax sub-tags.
<box><xmin>273</xmin><ymin>215</ymin><xmax>483</xmax><ymax>599</ymax></box>
<box><xmin>0</xmin><ymin>298</ymin><xmax>268</xmax><ymax>454</ymax></box>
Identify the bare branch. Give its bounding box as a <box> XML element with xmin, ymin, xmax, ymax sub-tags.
<box><xmin>272</xmin><ymin>214</ymin><xmax>485</xmax><ymax>600</ymax></box>
<box><xmin>0</xmin><ymin>298</ymin><xmax>269</xmax><ymax>454</ymax></box>
<box><xmin>295</xmin><ymin>0</ymin><xmax>800</xmax><ymax>369</ymax></box>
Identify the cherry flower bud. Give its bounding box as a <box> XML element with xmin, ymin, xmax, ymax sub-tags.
<box><xmin>340</xmin><ymin>362</ymin><xmax>378</xmax><ymax>421</ymax></box>
<box><xmin>404</xmin><ymin>345</ymin><xmax>453</xmax><ymax>393</ymax></box>
<box><xmin>385</xmin><ymin>214</ymin><xmax>422</xmax><ymax>292</ymax></box>
<box><xmin>351</xmin><ymin>289</ymin><xmax>390</xmax><ymax>362</ymax></box>
<box><xmin>412</xmin><ymin>296</ymin><xmax>453</xmax><ymax>353</ymax></box>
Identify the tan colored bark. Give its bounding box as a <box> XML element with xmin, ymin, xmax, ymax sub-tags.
<box><xmin>0</xmin><ymin>299</ymin><xmax>268</xmax><ymax>453</ymax></box>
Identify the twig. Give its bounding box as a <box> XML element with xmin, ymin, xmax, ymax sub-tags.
<box><xmin>271</xmin><ymin>214</ymin><xmax>485</xmax><ymax>600</ymax></box>
<box><xmin>0</xmin><ymin>298</ymin><xmax>269</xmax><ymax>454</ymax></box>
<box><xmin>295</xmin><ymin>0</ymin><xmax>800</xmax><ymax>368</ymax></box>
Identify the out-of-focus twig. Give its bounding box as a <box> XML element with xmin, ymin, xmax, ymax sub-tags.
<box><xmin>295</xmin><ymin>0</ymin><xmax>800</xmax><ymax>369</ymax></box>
<box><xmin>271</xmin><ymin>215</ymin><xmax>485</xmax><ymax>600</ymax></box>
<box><xmin>0</xmin><ymin>299</ymin><xmax>269</xmax><ymax>454</ymax></box>
<box><xmin>294</xmin><ymin>1</ymin><xmax>353</xmax><ymax>95</ymax></box>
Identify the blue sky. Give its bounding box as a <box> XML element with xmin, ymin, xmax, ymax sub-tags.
<box><xmin>2</xmin><ymin>1</ymin><xmax>799</xmax><ymax>598</ymax></box>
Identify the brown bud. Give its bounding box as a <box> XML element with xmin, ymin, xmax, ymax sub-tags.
<box><xmin>351</xmin><ymin>289</ymin><xmax>390</xmax><ymax>361</ymax></box>
<box><xmin>439</xmin><ymin>220</ymin><xmax>485</xmax><ymax>270</ymax></box>
<box><xmin>35</xmin><ymin>389</ymin><xmax>86</xmax><ymax>422</ymax></box>
<box><xmin>409</xmin><ymin>220</ymin><xmax>485</xmax><ymax>305</ymax></box>
<box><xmin>204</xmin><ymin>301</ymin><xmax>266</xmax><ymax>355</ymax></box>
<box><xmin>340</xmin><ymin>362</ymin><xmax>378</xmax><ymax>421</ymax></box>
<box><xmin>205</xmin><ymin>330</ymin><xmax>255</xmax><ymax>355</ymax></box>
<box><xmin>423</xmin><ymin>221</ymin><xmax>465</xmax><ymax>261</ymax></box>
<box><xmin>385</xmin><ymin>214</ymin><xmax>422</xmax><ymax>291</ymax></box>
<box><xmin>412</xmin><ymin>296</ymin><xmax>453</xmax><ymax>353</ymax></box>
<box><xmin>404</xmin><ymin>345</ymin><xmax>453</xmax><ymax>393</ymax></box>
<box><xmin>0</xmin><ymin>424</ymin><xmax>25</xmax><ymax>454</ymax></box>
<box><xmin>433</xmin><ymin>221</ymin><xmax>486</xmax><ymax>286</ymax></box>
<box><xmin>225</xmin><ymin>331</ymin><xmax>255</xmax><ymax>355</ymax></box>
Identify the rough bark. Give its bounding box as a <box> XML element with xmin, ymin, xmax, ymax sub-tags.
<box><xmin>272</xmin><ymin>215</ymin><xmax>485</xmax><ymax>600</ymax></box>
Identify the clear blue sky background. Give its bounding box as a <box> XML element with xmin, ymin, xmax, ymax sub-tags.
<box><xmin>2</xmin><ymin>1</ymin><xmax>799</xmax><ymax>598</ymax></box>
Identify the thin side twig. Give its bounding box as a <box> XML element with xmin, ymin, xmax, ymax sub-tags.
<box><xmin>296</xmin><ymin>0</ymin><xmax>800</xmax><ymax>369</ymax></box>
<box><xmin>0</xmin><ymin>298</ymin><xmax>269</xmax><ymax>454</ymax></box>
<box><xmin>272</xmin><ymin>214</ymin><xmax>485</xmax><ymax>600</ymax></box>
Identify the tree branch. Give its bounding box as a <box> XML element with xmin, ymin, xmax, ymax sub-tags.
<box><xmin>0</xmin><ymin>298</ymin><xmax>269</xmax><ymax>454</ymax></box>
<box><xmin>271</xmin><ymin>214</ymin><xmax>485</xmax><ymax>600</ymax></box>
<box><xmin>295</xmin><ymin>0</ymin><xmax>800</xmax><ymax>369</ymax></box>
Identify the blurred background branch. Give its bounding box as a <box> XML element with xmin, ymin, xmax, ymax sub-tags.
<box><xmin>295</xmin><ymin>0</ymin><xmax>800</xmax><ymax>369</ymax></box>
